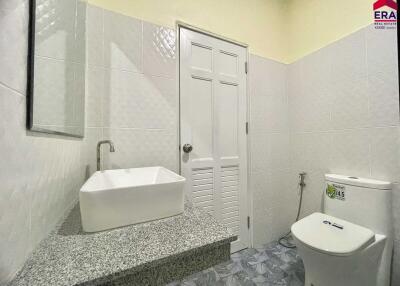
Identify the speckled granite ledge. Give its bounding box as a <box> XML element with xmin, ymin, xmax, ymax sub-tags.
<box><xmin>10</xmin><ymin>203</ymin><xmax>236</xmax><ymax>286</ymax></box>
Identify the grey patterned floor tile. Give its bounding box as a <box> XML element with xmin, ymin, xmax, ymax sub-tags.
<box><xmin>170</xmin><ymin>241</ymin><xmax>305</xmax><ymax>286</ymax></box>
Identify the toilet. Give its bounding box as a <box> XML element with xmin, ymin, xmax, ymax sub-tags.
<box><xmin>291</xmin><ymin>174</ymin><xmax>393</xmax><ymax>286</ymax></box>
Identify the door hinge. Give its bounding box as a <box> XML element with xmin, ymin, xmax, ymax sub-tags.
<box><xmin>247</xmin><ymin>216</ymin><xmax>250</xmax><ymax>229</ymax></box>
<box><xmin>246</xmin><ymin>122</ymin><xmax>249</xmax><ymax>134</ymax></box>
<box><xmin>245</xmin><ymin>62</ymin><xmax>248</xmax><ymax>74</ymax></box>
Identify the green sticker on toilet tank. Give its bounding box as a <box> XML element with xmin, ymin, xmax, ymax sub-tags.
<box><xmin>326</xmin><ymin>184</ymin><xmax>345</xmax><ymax>201</ymax></box>
<box><xmin>326</xmin><ymin>184</ymin><xmax>336</xmax><ymax>198</ymax></box>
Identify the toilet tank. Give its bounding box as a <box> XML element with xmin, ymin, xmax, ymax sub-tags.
<box><xmin>324</xmin><ymin>174</ymin><xmax>392</xmax><ymax>237</ymax></box>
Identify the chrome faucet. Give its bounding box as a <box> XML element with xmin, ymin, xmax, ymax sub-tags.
<box><xmin>97</xmin><ymin>140</ymin><xmax>115</xmax><ymax>171</ymax></box>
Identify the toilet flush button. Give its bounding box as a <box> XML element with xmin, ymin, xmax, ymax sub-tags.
<box><xmin>323</xmin><ymin>220</ymin><xmax>343</xmax><ymax>230</ymax></box>
<box><xmin>333</xmin><ymin>223</ymin><xmax>344</xmax><ymax>230</ymax></box>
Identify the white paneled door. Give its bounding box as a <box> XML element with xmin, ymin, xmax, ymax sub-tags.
<box><xmin>179</xmin><ymin>27</ymin><xmax>249</xmax><ymax>253</ymax></box>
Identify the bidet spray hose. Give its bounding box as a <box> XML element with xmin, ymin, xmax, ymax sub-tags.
<box><xmin>278</xmin><ymin>172</ymin><xmax>306</xmax><ymax>248</ymax></box>
<box><xmin>295</xmin><ymin>172</ymin><xmax>306</xmax><ymax>221</ymax></box>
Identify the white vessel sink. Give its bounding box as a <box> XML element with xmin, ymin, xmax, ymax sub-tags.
<box><xmin>79</xmin><ymin>166</ymin><xmax>186</xmax><ymax>232</ymax></box>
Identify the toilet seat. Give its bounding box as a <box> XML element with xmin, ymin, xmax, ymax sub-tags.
<box><xmin>291</xmin><ymin>212</ymin><xmax>375</xmax><ymax>256</ymax></box>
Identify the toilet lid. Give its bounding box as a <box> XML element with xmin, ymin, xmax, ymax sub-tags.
<box><xmin>291</xmin><ymin>212</ymin><xmax>375</xmax><ymax>256</ymax></box>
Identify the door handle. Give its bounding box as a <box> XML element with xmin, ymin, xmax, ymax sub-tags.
<box><xmin>182</xmin><ymin>144</ymin><xmax>193</xmax><ymax>153</ymax></box>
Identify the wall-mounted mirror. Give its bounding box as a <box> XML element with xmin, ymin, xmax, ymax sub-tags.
<box><xmin>27</xmin><ymin>0</ymin><xmax>86</xmax><ymax>138</ymax></box>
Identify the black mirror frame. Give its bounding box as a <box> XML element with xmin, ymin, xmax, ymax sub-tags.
<box><xmin>26</xmin><ymin>0</ymin><xmax>84</xmax><ymax>138</ymax></box>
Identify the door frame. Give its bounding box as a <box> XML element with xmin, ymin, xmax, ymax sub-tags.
<box><xmin>175</xmin><ymin>21</ymin><xmax>253</xmax><ymax>249</ymax></box>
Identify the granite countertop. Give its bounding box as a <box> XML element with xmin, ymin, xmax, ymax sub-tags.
<box><xmin>10</xmin><ymin>203</ymin><xmax>236</xmax><ymax>286</ymax></box>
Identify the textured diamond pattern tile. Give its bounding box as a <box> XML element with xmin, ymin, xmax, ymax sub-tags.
<box><xmin>34</xmin><ymin>0</ymin><xmax>76</xmax><ymax>61</ymax></box>
<box><xmin>0</xmin><ymin>88</ymin><xmax>88</xmax><ymax>284</ymax></box>
<box><xmin>143</xmin><ymin>21</ymin><xmax>176</xmax><ymax>78</ymax></box>
<box><xmin>86</xmin><ymin>5</ymin><xmax>180</xmax><ymax>183</ymax></box>
<box><xmin>29</xmin><ymin>136</ymin><xmax>67</xmax><ymax>248</ymax></box>
<box><xmin>0</xmin><ymin>39</ymin><xmax>87</xmax><ymax>286</ymax></box>
<box><xmin>0</xmin><ymin>2</ymin><xmax>28</xmax><ymax>94</ymax></box>
<box><xmin>0</xmin><ymin>86</ymin><xmax>31</xmax><ymax>283</ymax></box>
<box><xmin>0</xmin><ymin>0</ymin><xmax>26</xmax><ymax>10</ymax></box>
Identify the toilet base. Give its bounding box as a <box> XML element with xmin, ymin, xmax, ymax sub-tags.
<box><xmin>295</xmin><ymin>235</ymin><xmax>387</xmax><ymax>286</ymax></box>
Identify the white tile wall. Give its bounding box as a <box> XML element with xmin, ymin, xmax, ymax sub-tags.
<box><xmin>103</xmin><ymin>9</ymin><xmax>143</xmax><ymax>72</ymax></box>
<box><xmin>249</xmin><ymin>55</ymin><xmax>292</xmax><ymax>246</ymax></box>
<box><xmin>0</xmin><ymin>83</ymin><xmax>94</xmax><ymax>283</ymax></box>
<box><xmin>86</xmin><ymin>5</ymin><xmax>179</xmax><ymax>173</ymax></box>
<box><xmin>287</xmin><ymin>25</ymin><xmax>400</xmax><ymax>285</ymax></box>
<box><xmin>251</xmin><ymin>25</ymin><xmax>399</xmax><ymax>284</ymax></box>
<box><xmin>103</xmin><ymin>128</ymin><xmax>177</xmax><ymax>172</ymax></box>
<box><xmin>86</xmin><ymin>5</ymin><xmax>104</xmax><ymax>67</ymax></box>
<box><xmin>0</xmin><ymin>1</ymin><xmax>100</xmax><ymax>284</ymax></box>
<box><xmin>366</xmin><ymin>27</ymin><xmax>399</xmax><ymax>127</ymax></box>
<box><xmin>86</xmin><ymin>66</ymin><xmax>105</xmax><ymax>127</ymax></box>
<box><xmin>329</xmin><ymin>129</ymin><xmax>371</xmax><ymax>177</ymax></box>
<box><xmin>330</xmin><ymin>30</ymin><xmax>370</xmax><ymax>130</ymax></box>
<box><xmin>289</xmin><ymin>49</ymin><xmax>333</xmax><ymax>133</ymax></box>
<box><xmin>0</xmin><ymin>86</ymin><xmax>31</xmax><ymax>282</ymax></box>
<box><xmin>0</xmin><ymin>0</ymin><xmax>28</xmax><ymax>95</ymax></box>
<box><xmin>1</xmin><ymin>10</ymin><xmax>177</xmax><ymax>283</ymax></box>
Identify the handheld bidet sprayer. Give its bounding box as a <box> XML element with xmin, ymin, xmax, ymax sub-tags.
<box><xmin>278</xmin><ymin>172</ymin><xmax>307</xmax><ymax>248</ymax></box>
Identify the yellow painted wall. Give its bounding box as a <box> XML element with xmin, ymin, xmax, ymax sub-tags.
<box><xmin>286</xmin><ymin>0</ymin><xmax>374</xmax><ymax>62</ymax></box>
<box><xmin>88</xmin><ymin>0</ymin><xmax>376</xmax><ymax>63</ymax></box>
<box><xmin>88</xmin><ymin>0</ymin><xmax>289</xmax><ymax>63</ymax></box>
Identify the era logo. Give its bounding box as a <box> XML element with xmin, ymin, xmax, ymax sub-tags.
<box><xmin>374</xmin><ymin>0</ymin><xmax>397</xmax><ymax>10</ymax></box>
<box><xmin>373</xmin><ymin>0</ymin><xmax>397</xmax><ymax>29</ymax></box>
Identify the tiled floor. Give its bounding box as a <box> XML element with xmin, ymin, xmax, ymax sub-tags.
<box><xmin>168</xmin><ymin>241</ymin><xmax>305</xmax><ymax>286</ymax></box>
